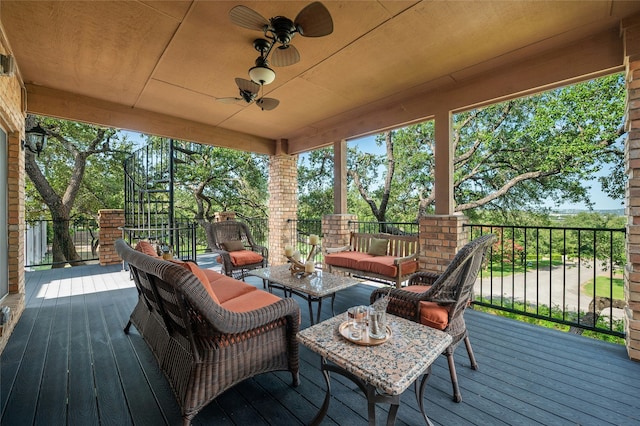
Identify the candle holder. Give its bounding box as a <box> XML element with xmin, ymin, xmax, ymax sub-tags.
<box><xmin>285</xmin><ymin>244</ymin><xmax>316</xmax><ymax>277</ymax></box>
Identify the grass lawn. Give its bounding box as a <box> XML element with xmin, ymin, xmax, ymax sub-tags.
<box><xmin>583</xmin><ymin>276</ymin><xmax>624</xmax><ymax>300</ymax></box>
<box><xmin>488</xmin><ymin>257</ymin><xmax>562</xmax><ymax>275</ymax></box>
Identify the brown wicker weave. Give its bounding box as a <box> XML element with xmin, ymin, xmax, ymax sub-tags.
<box><xmin>116</xmin><ymin>239</ymin><xmax>300</xmax><ymax>425</ymax></box>
<box><xmin>204</xmin><ymin>220</ymin><xmax>268</xmax><ymax>280</ymax></box>
<box><xmin>370</xmin><ymin>233</ymin><xmax>496</xmax><ymax>403</ymax></box>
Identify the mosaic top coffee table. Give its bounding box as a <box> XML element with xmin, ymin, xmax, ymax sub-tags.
<box><xmin>248</xmin><ymin>264</ymin><xmax>361</xmax><ymax>325</ymax></box>
<box><xmin>297</xmin><ymin>313</ymin><xmax>452</xmax><ymax>425</ymax></box>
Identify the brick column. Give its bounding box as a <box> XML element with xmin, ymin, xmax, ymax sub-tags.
<box><xmin>321</xmin><ymin>214</ymin><xmax>357</xmax><ymax>270</ymax></box>
<box><xmin>268</xmin><ymin>154</ymin><xmax>298</xmax><ymax>266</ymax></box>
<box><xmin>625</xmin><ymin>58</ymin><xmax>640</xmax><ymax>361</ymax></box>
<box><xmin>98</xmin><ymin>209</ymin><xmax>125</xmax><ymax>265</ymax></box>
<box><xmin>419</xmin><ymin>213</ymin><xmax>468</xmax><ymax>273</ymax></box>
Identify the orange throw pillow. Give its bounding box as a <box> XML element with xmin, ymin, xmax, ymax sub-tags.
<box><xmin>169</xmin><ymin>259</ymin><xmax>220</xmax><ymax>304</ymax></box>
<box><xmin>229</xmin><ymin>250</ymin><xmax>264</xmax><ymax>266</ymax></box>
<box><xmin>135</xmin><ymin>240</ymin><xmax>159</xmax><ymax>257</ymax></box>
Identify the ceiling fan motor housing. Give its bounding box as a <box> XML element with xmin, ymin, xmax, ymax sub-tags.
<box><xmin>269</xmin><ymin>17</ymin><xmax>296</xmax><ymax>45</ymax></box>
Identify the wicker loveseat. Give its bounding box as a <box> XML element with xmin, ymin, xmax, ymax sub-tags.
<box><xmin>324</xmin><ymin>232</ymin><xmax>419</xmax><ymax>288</ymax></box>
<box><xmin>116</xmin><ymin>239</ymin><xmax>300</xmax><ymax>425</ymax></box>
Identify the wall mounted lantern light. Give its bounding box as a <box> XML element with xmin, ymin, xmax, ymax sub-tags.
<box><xmin>0</xmin><ymin>54</ymin><xmax>15</xmax><ymax>76</ymax></box>
<box><xmin>22</xmin><ymin>124</ymin><xmax>48</xmax><ymax>156</ymax></box>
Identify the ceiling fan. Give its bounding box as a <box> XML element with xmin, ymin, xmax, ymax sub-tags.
<box><xmin>229</xmin><ymin>2</ymin><xmax>333</xmax><ymax>84</ymax></box>
<box><xmin>217</xmin><ymin>78</ymin><xmax>280</xmax><ymax>111</ymax></box>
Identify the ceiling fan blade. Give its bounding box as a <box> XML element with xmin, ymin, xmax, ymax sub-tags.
<box><xmin>235</xmin><ymin>78</ymin><xmax>260</xmax><ymax>95</ymax></box>
<box><xmin>217</xmin><ymin>97</ymin><xmax>246</xmax><ymax>105</ymax></box>
<box><xmin>229</xmin><ymin>5</ymin><xmax>269</xmax><ymax>31</ymax></box>
<box><xmin>294</xmin><ymin>2</ymin><xmax>333</xmax><ymax>37</ymax></box>
<box><xmin>271</xmin><ymin>45</ymin><xmax>300</xmax><ymax>67</ymax></box>
<box><xmin>256</xmin><ymin>97</ymin><xmax>279</xmax><ymax>111</ymax></box>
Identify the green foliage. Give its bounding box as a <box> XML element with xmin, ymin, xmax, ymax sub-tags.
<box><xmin>25</xmin><ymin>116</ymin><xmax>135</xmax><ymax>220</ymax></box>
<box><xmin>298</xmin><ymin>148</ymin><xmax>335</xmax><ymax>218</ymax></box>
<box><xmin>560</xmin><ymin>212</ymin><xmax>626</xmax><ymax>266</ymax></box>
<box><xmin>477</xmin><ymin>212</ymin><xmax>626</xmax><ymax>281</ymax></box>
<box><xmin>155</xmin><ymin>138</ymin><xmax>270</xmax><ymax>221</ymax></box>
<box><xmin>297</xmin><ymin>74</ymin><xmax>626</xmax><ymax>221</ymax></box>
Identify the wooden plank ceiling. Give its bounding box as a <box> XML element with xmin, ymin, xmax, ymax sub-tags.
<box><xmin>2</xmin><ymin>1</ymin><xmax>640</xmax><ymax>154</ymax></box>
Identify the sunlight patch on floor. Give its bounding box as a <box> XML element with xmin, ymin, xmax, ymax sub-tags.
<box><xmin>33</xmin><ymin>268</ymin><xmax>135</xmax><ymax>299</ymax></box>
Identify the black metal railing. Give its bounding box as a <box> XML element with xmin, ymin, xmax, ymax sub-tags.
<box><xmin>286</xmin><ymin>219</ymin><xmax>322</xmax><ymax>264</ymax></box>
<box><xmin>24</xmin><ymin>213</ymin><xmax>627</xmax><ymax>338</ymax></box>
<box><xmin>466</xmin><ymin>224</ymin><xmax>626</xmax><ymax>337</ymax></box>
<box><xmin>25</xmin><ymin>217</ymin><xmax>100</xmax><ymax>268</ymax></box>
<box><xmin>243</xmin><ymin>217</ymin><xmax>269</xmax><ymax>248</ymax></box>
<box><xmin>121</xmin><ymin>222</ymin><xmax>198</xmax><ymax>261</ymax></box>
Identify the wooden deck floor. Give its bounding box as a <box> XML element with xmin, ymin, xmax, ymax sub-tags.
<box><xmin>2</xmin><ymin>260</ymin><xmax>640</xmax><ymax>425</ymax></box>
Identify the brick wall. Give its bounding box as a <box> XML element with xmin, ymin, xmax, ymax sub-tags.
<box><xmin>418</xmin><ymin>214</ymin><xmax>468</xmax><ymax>273</ymax></box>
<box><xmin>268</xmin><ymin>154</ymin><xmax>298</xmax><ymax>266</ymax></box>
<box><xmin>98</xmin><ymin>209</ymin><xmax>125</xmax><ymax>265</ymax></box>
<box><xmin>625</xmin><ymin>58</ymin><xmax>640</xmax><ymax>361</ymax></box>
<box><xmin>0</xmin><ymin>43</ymin><xmax>26</xmax><ymax>353</ymax></box>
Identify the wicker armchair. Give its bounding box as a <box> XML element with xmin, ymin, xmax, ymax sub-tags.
<box><xmin>116</xmin><ymin>240</ymin><xmax>300</xmax><ymax>425</ymax></box>
<box><xmin>370</xmin><ymin>233</ymin><xmax>496</xmax><ymax>403</ymax></box>
<box><xmin>204</xmin><ymin>220</ymin><xmax>268</xmax><ymax>280</ymax></box>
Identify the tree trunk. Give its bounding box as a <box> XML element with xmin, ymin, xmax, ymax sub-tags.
<box><xmin>51</xmin><ymin>218</ymin><xmax>85</xmax><ymax>267</ymax></box>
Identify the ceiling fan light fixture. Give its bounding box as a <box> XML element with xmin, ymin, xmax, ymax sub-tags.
<box><xmin>249</xmin><ymin>64</ymin><xmax>276</xmax><ymax>85</ymax></box>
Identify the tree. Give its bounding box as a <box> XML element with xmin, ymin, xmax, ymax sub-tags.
<box><xmin>25</xmin><ymin>115</ymin><xmax>133</xmax><ymax>266</ymax></box>
<box><xmin>298</xmin><ymin>74</ymin><xmax>626</xmax><ymax>221</ymax></box>
<box><xmin>561</xmin><ymin>212</ymin><xmax>626</xmax><ymax>267</ymax></box>
<box><xmin>151</xmin><ymin>139</ymin><xmax>270</xmax><ymax>224</ymax></box>
<box><xmin>349</xmin><ymin>131</ymin><xmax>395</xmax><ymax>223</ymax></box>
<box><xmin>298</xmin><ymin>148</ymin><xmax>335</xmax><ymax>218</ymax></box>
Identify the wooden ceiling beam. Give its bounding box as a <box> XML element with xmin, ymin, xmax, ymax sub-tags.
<box><xmin>24</xmin><ymin>84</ymin><xmax>276</xmax><ymax>155</ymax></box>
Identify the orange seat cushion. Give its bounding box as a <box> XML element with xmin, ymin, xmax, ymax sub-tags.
<box><xmin>355</xmin><ymin>256</ymin><xmax>419</xmax><ymax>278</ymax></box>
<box><xmin>221</xmin><ymin>289</ymin><xmax>281</xmax><ymax>312</ymax></box>
<box><xmin>403</xmin><ymin>285</ymin><xmax>432</xmax><ymax>294</ymax></box>
<box><xmin>135</xmin><ymin>240</ymin><xmax>159</xmax><ymax>257</ymax></box>
<box><xmin>203</xmin><ymin>270</ymin><xmax>257</xmax><ymax>303</ymax></box>
<box><xmin>229</xmin><ymin>250</ymin><xmax>264</xmax><ymax>266</ymax></box>
<box><xmin>418</xmin><ymin>301</ymin><xmax>450</xmax><ymax>330</ymax></box>
<box><xmin>324</xmin><ymin>251</ymin><xmax>371</xmax><ymax>269</ymax></box>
